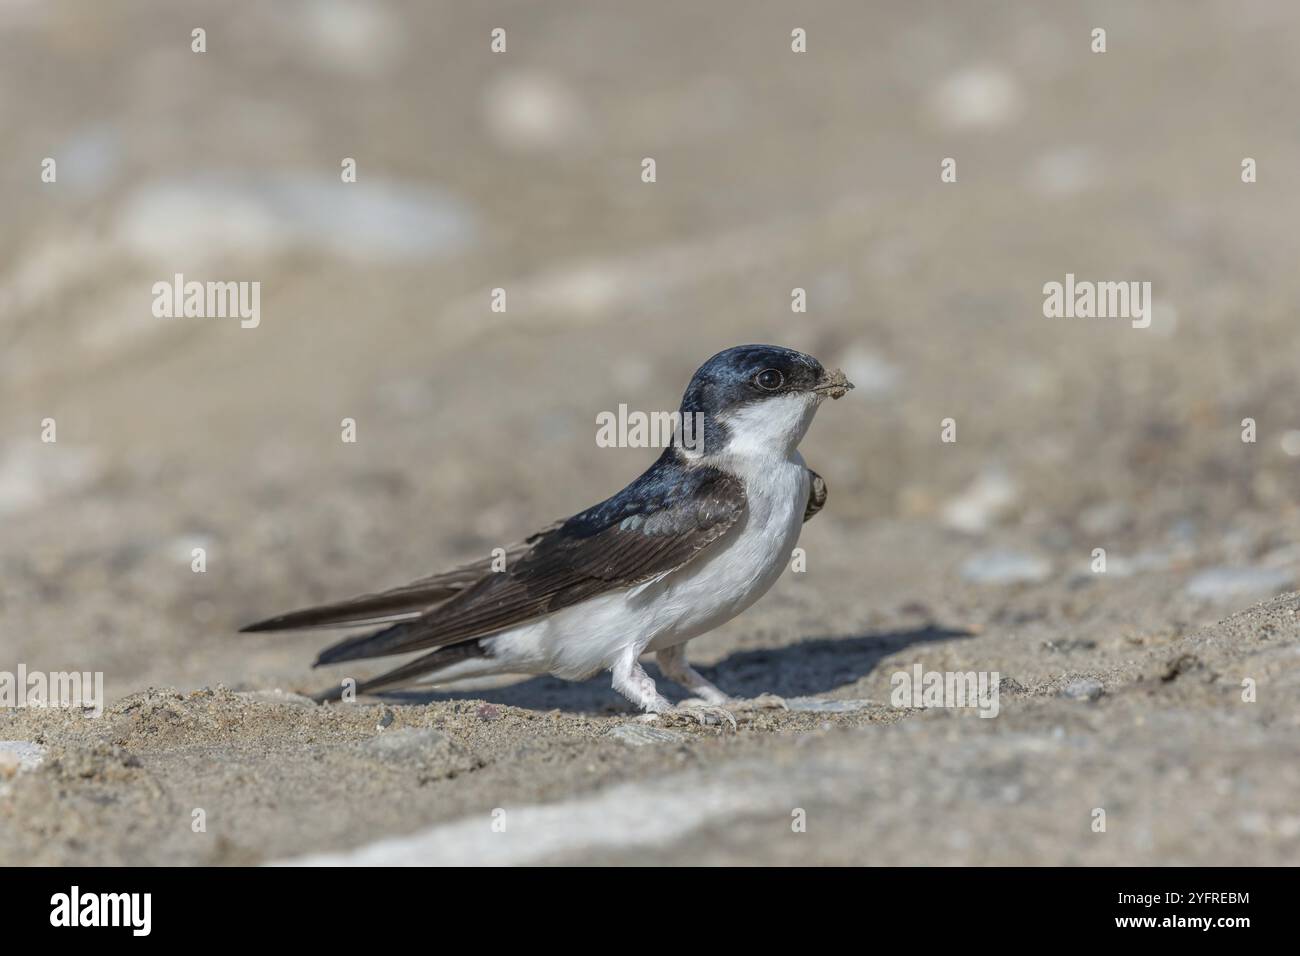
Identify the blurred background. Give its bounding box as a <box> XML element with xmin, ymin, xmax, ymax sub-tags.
<box><xmin>4</xmin><ymin>0</ymin><xmax>1300</xmax><ymax>701</ymax></box>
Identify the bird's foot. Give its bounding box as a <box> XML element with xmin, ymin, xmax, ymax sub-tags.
<box><xmin>638</xmin><ymin>701</ymin><xmax>737</xmax><ymax>731</ymax></box>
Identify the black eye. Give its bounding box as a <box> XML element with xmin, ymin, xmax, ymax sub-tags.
<box><xmin>754</xmin><ymin>368</ymin><xmax>784</xmax><ymax>390</ymax></box>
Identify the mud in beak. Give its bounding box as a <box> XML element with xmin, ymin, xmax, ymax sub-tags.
<box><xmin>811</xmin><ymin>368</ymin><xmax>854</xmax><ymax>399</ymax></box>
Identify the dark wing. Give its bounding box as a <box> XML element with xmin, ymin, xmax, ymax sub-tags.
<box><xmin>239</xmin><ymin>527</ymin><xmax>556</xmax><ymax>633</ymax></box>
<box><xmin>803</xmin><ymin>468</ymin><xmax>827</xmax><ymax>522</ymax></box>
<box><xmin>311</xmin><ymin>460</ymin><xmax>747</xmax><ymax>667</ymax></box>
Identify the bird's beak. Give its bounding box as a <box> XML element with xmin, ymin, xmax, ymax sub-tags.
<box><xmin>811</xmin><ymin>367</ymin><xmax>854</xmax><ymax>399</ymax></box>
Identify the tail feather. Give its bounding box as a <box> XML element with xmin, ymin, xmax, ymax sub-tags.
<box><xmin>311</xmin><ymin>641</ymin><xmax>488</xmax><ymax>703</ymax></box>
<box><xmin>240</xmin><ymin>568</ymin><xmax>487</xmax><ymax>633</ymax></box>
<box><xmin>239</xmin><ymin>532</ymin><xmax>555</xmax><ymax>633</ymax></box>
<box><xmin>314</xmin><ymin>616</ymin><xmax>450</xmax><ymax>667</ymax></box>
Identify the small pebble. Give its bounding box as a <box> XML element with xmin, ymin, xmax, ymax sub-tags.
<box><xmin>960</xmin><ymin>549</ymin><xmax>1051</xmax><ymax>584</ymax></box>
<box><xmin>943</xmin><ymin>471</ymin><xmax>1018</xmax><ymax>534</ymax></box>
<box><xmin>1185</xmin><ymin>567</ymin><xmax>1293</xmax><ymax>601</ymax></box>
<box><xmin>0</xmin><ymin>741</ymin><xmax>46</xmax><ymax>776</ymax></box>
<box><xmin>607</xmin><ymin>724</ymin><xmax>689</xmax><ymax>746</ymax></box>
<box><xmin>784</xmin><ymin>697</ymin><xmax>874</xmax><ymax>713</ymax></box>
<box><xmin>929</xmin><ymin>66</ymin><xmax>1023</xmax><ymax>130</ymax></box>
<box><xmin>361</xmin><ymin>728</ymin><xmax>449</xmax><ymax>760</ymax></box>
<box><xmin>1060</xmin><ymin>678</ymin><xmax>1104</xmax><ymax>701</ymax></box>
<box><xmin>235</xmin><ymin>689</ymin><xmax>318</xmax><ymax>708</ymax></box>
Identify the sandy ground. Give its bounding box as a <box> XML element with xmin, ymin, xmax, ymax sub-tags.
<box><xmin>3</xmin><ymin>1</ymin><xmax>1300</xmax><ymax>864</ymax></box>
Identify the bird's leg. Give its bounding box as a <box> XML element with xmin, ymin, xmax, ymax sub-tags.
<box><xmin>656</xmin><ymin>644</ymin><xmax>731</xmax><ymax>705</ymax></box>
<box><xmin>612</xmin><ymin>646</ymin><xmax>735</xmax><ymax>730</ymax></box>
<box><xmin>611</xmin><ymin>652</ymin><xmax>673</xmax><ymax>714</ymax></box>
<box><xmin>658</xmin><ymin>643</ymin><xmax>788</xmax><ymax>713</ymax></box>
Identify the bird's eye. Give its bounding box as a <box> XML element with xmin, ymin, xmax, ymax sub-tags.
<box><xmin>754</xmin><ymin>368</ymin><xmax>784</xmax><ymax>390</ymax></box>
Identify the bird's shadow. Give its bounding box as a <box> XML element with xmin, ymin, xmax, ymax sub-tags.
<box><xmin>377</xmin><ymin>624</ymin><xmax>975</xmax><ymax>715</ymax></box>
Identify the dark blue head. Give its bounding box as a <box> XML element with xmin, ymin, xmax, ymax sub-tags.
<box><xmin>680</xmin><ymin>345</ymin><xmax>847</xmax><ymax>414</ymax></box>
<box><xmin>676</xmin><ymin>345</ymin><xmax>852</xmax><ymax>457</ymax></box>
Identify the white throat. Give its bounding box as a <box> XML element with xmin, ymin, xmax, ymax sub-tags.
<box><xmin>711</xmin><ymin>392</ymin><xmax>821</xmax><ymax>472</ymax></box>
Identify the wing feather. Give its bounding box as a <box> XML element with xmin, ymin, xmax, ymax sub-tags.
<box><xmin>239</xmin><ymin>526</ymin><xmax>557</xmax><ymax>632</ymax></box>
<box><xmin>803</xmin><ymin>468</ymin><xmax>827</xmax><ymax>522</ymax></box>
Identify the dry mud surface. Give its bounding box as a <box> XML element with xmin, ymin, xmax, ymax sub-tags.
<box><xmin>3</xmin><ymin>2</ymin><xmax>1300</xmax><ymax>864</ymax></box>
<box><xmin>2</xmin><ymin>592</ymin><xmax>1299</xmax><ymax>865</ymax></box>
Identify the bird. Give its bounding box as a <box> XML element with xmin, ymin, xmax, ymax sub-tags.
<box><xmin>241</xmin><ymin>344</ymin><xmax>853</xmax><ymax>725</ymax></box>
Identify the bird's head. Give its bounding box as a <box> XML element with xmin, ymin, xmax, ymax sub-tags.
<box><xmin>676</xmin><ymin>344</ymin><xmax>853</xmax><ymax>461</ymax></box>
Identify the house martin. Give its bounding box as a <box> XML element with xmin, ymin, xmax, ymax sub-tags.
<box><xmin>242</xmin><ymin>344</ymin><xmax>852</xmax><ymax>724</ymax></box>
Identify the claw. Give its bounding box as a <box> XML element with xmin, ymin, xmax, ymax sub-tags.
<box><xmin>680</xmin><ymin>703</ymin><xmax>738</xmax><ymax>731</ymax></box>
<box><xmin>640</xmin><ymin>703</ymin><xmax>737</xmax><ymax>732</ymax></box>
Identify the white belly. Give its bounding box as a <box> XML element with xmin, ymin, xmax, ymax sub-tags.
<box><xmin>481</xmin><ymin>453</ymin><xmax>810</xmax><ymax>680</ymax></box>
<box><xmin>642</xmin><ymin>454</ymin><xmax>809</xmax><ymax>649</ymax></box>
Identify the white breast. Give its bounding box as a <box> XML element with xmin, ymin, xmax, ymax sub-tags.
<box><xmin>640</xmin><ymin>451</ymin><xmax>808</xmax><ymax>651</ymax></box>
<box><xmin>640</xmin><ymin>392</ymin><xmax>822</xmax><ymax>651</ymax></box>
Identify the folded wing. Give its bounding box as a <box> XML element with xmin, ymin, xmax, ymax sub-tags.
<box><xmin>312</xmin><ymin>463</ymin><xmax>746</xmax><ymax>666</ymax></box>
